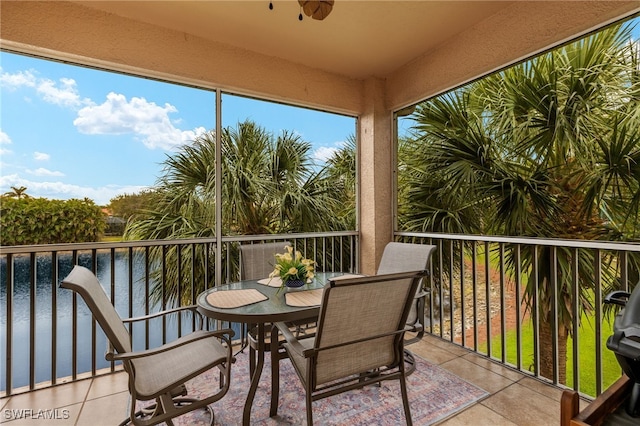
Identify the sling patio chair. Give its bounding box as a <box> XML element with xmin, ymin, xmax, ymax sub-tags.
<box><xmin>269</xmin><ymin>270</ymin><xmax>427</xmax><ymax>426</ymax></box>
<box><xmin>377</xmin><ymin>242</ymin><xmax>437</xmax><ymax>372</ymax></box>
<box><xmin>61</xmin><ymin>265</ymin><xmax>234</xmax><ymax>426</ymax></box>
<box><xmin>239</xmin><ymin>241</ymin><xmax>291</xmax><ymax>373</ymax></box>
<box><xmin>240</xmin><ymin>242</ymin><xmax>319</xmax><ymax>369</ymax></box>
<box><xmin>240</xmin><ymin>241</ymin><xmax>291</xmax><ymax>282</ymax></box>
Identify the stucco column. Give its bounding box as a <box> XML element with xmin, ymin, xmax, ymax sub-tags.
<box><xmin>358</xmin><ymin>77</ymin><xmax>393</xmax><ymax>274</ymax></box>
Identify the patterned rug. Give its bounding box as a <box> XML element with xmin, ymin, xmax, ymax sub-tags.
<box><xmin>131</xmin><ymin>350</ymin><xmax>488</xmax><ymax>425</ymax></box>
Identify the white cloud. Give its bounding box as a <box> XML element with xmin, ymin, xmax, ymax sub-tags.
<box><xmin>26</xmin><ymin>167</ymin><xmax>64</xmax><ymax>177</ymax></box>
<box><xmin>1</xmin><ymin>68</ymin><xmax>92</xmax><ymax>108</ymax></box>
<box><xmin>313</xmin><ymin>146</ymin><xmax>338</xmax><ymax>162</ymax></box>
<box><xmin>0</xmin><ymin>173</ymin><xmax>147</xmax><ymax>205</ymax></box>
<box><xmin>182</xmin><ymin>126</ymin><xmax>208</xmax><ymax>143</ymax></box>
<box><xmin>33</xmin><ymin>151</ymin><xmax>50</xmax><ymax>161</ymax></box>
<box><xmin>74</xmin><ymin>92</ymin><xmax>205</xmax><ymax>150</ymax></box>
<box><xmin>1</xmin><ymin>130</ymin><xmax>12</xmax><ymax>145</ymax></box>
<box><xmin>0</xmin><ymin>130</ymin><xmax>13</xmax><ymax>155</ymax></box>
<box><xmin>0</xmin><ymin>69</ymin><xmax>37</xmax><ymax>90</ymax></box>
<box><xmin>3</xmin><ymin>68</ymin><xmax>203</xmax><ymax>151</ymax></box>
<box><xmin>36</xmin><ymin>77</ymin><xmax>92</xmax><ymax>108</ymax></box>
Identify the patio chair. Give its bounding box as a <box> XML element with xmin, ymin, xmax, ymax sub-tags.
<box><xmin>240</xmin><ymin>241</ymin><xmax>318</xmax><ymax>361</ymax></box>
<box><xmin>377</xmin><ymin>242</ymin><xmax>437</xmax><ymax>371</ymax></box>
<box><xmin>270</xmin><ymin>270</ymin><xmax>427</xmax><ymax>426</ymax></box>
<box><xmin>240</xmin><ymin>242</ymin><xmax>291</xmax><ymax>372</ymax></box>
<box><xmin>240</xmin><ymin>241</ymin><xmax>291</xmax><ymax>281</ymax></box>
<box><xmin>60</xmin><ymin>265</ymin><xmax>233</xmax><ymax>426</ymax></box>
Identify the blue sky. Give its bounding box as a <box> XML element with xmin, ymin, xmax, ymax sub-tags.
<box><xmin>0</xmin><ymin>52</ymin><xmax>356</xmax><ymax>205</ymax></box>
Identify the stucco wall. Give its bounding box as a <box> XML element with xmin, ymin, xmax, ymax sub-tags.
<box><xmin>387</xmin><ymin>1</ymin><xmax>640</xmax><ymax>109</ymax></box>
<box><xmin>359</xmin><ymin>77</ymin><xmax>394</xmax><ymax>275</ymax></box>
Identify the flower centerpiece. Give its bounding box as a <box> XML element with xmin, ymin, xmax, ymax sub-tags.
<box><xmin>269</xmin><ymin>246</ymin><xmax>315</xmax><ymax>289</ymax></box>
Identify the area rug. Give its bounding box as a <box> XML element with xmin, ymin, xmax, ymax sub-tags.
<box><xmin>130</xmin><ymin>351</ymin><xmax>488</xmax><ymax>425</ymax></box>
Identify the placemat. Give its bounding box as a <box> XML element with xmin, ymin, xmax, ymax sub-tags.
<box><xmin>285</xmin><ymin>289</ymin><xmax>323</xmax><ymax>307</ymax></box>
<box><xmin>257</xmin><ymin>276</ymin><xmax>282</xmax><ymax>287</ymax></box>
<box><xmin>206</xmin><ymin>289</ymin><xmax>267</xmax><ymax>309</ymax></box>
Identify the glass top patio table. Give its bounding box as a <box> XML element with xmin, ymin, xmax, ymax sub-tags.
<box><xmin>196</xmin><ymin>272</ymin><xmax>344</xmax><ymax>323</ymax></box>
<box><xmin>196</xmin><ymin>271</ymin><xmax>350</xmax><ymax>425</ymax></box>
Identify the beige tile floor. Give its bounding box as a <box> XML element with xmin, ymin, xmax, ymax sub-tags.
<box><xmin>1</xmin><ymin>335</ymin><xmax>573</xmax><ymax>425</ymax></box>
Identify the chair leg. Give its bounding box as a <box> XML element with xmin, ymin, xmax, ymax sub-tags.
<box><xmin>122</xmin><ymin>386</ymin><xmax>183</xmax><ymax>426</ymax></box>
<box><xmin>305</xmin><ymin>392</ymin><xmax>313</xmax><ymax>426</ymax></box>
<box><xmin>121</xmin><ymin>386</ymin><xmax>216</xmax><ymax>426</ymax></box>
<box><xmin>249</xmin><ymin>342</ymin><xmax>256</xmax><ymax>377</ymax></box>
<box><xmin>399</xmin><ymin>375</ymin><xmax>413</xmax><ymax>426</ymax></box>
<box><xmin>234</xmin><ymin>323</ymin><xmax>249</xmax><ymax>357</ymax></box>
<box><xmin>404</xmin><ymin>349</ymin><xmax>417</xmax><ymax>375</ymax></box>
<box><xmin>270</xmin><ymin>325</ymin><xmax>281</xmax><ymax>417</ymax></box>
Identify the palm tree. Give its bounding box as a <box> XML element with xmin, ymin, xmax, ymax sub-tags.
<box><xmin>400</xmin><ymin>23</ymin><xmax>640</xmax><ymax>383</ymax></box>
<box><xmin>3</xmin><ymin>186</ymin><xmax>30</xmax><ymax>199</ymax></box>
<box><xmin>325</xmin><ymin>134</ymin><xmax>357</xmax><ymax>229</ymax></box>
<box><xmin>125</xmin><ymin>120</ymin><xmax>350</xmax><ymax>304</ymax></box>
<box><xmin>220</xmin><ymin>121</ymin><xmax>342</xmax><ymax>235</ymax></box>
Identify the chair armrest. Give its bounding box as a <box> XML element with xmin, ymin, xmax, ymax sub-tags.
<box><xmin>106</xmin><ymin>328</ymin><xmax>234</xmax><ymax>362</ymax></box>
<box><xmin>604</xmin><ymin>291</ymin><xmax>631</xmax><ymax>306</ymax></box>
<box><xmin>413</xmin><ymin>289</ymin><xmax>428</xmax><ymax>300</ymax></box>
<box><xmin>312</xmin><ymin>326</ymin><xmax>411</xmax><ymax>355</ymax></box>
<box><xmin>276</xmin><ymin>320</ymin><xmax>410</xmax><ymax>359</ymax></box>
<box><xmin>561</xmin><ymin>375</ymin><xmax>632</xmax><ymax>425</ymax></box>
<box><xmin>121</xmin><ymin>305</ymin><xmax>202</xmax><ymax>323</ymax></box>
<box><xmin>272</xmin><ymin>322</ymin><xmax>311</xmax><ymax>358</ymax></box>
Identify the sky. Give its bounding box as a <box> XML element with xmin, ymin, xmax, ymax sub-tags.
<box><xmin>0</xmin><ymin>52</ymin><xmax>356</xmax><ymax>205</ymax></box>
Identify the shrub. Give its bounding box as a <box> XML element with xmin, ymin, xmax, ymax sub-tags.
<box><xmin>0</xmin><ymin>197</ymin><xmax>105</xmax><ymax>245</ymax></box>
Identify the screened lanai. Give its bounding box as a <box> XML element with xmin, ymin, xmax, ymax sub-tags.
<box><xmin>4</xmin><ymin>2</ymin><xmax>640</xmax><ymax>425</ymax></box>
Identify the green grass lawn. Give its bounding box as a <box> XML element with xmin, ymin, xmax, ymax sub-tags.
<box><xmin>480</xmin><ymin>311</ymin><xmax>621</xmax><ymax>397</ymax></box>
<box><xmin>467</xmin><ymin>248</ymin><xmax>622</xmax><ymax>397</ymax></box>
